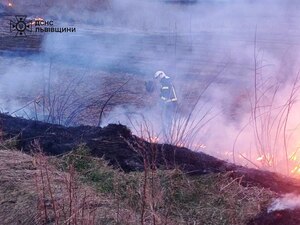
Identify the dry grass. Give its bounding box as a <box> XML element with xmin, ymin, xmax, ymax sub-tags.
<box><xmin>0</xmin><ymin>149</ymin><xmax>136</xmax><ymax>225</ymax></box>
<box><xmin>111</xmin><ymin>170</ymin><xmax>275</xmax><ymax>225</ymax></box>
<box><xmin>0</xmin><ymin>146</ymin><xmax>276</xmax><ymax>225</ymax></box>
<box><xmin>0</xmin><ymin>150</ymin><xmax>38</xmax><ymax>225</ymax></box>
<box><xmin>55</xmin><ymin>145</ymin><xmax>276</xmax><ymax>225</ymax></box>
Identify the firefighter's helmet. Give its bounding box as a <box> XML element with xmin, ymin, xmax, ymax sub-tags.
<box><xmin>154</xmin><ymin>70</ymin><xmax>166</xmax><ymax>79</ymax></box>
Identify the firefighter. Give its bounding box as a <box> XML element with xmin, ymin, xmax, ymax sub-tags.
<box><xmin>154</xmin><ymin>71</ymin><xmax>178</xmax><ymax>103</ymax></box>
<box><xmin>154</xmin><ymin>70</ymin><xmax>178</xmax><ymax>136</ymax></box>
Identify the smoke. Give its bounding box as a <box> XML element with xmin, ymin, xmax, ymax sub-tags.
<box><xmin>268</xmin><ymin>194</ymin><xmax>300</xmax><ymax>213</ymax></box>
<box><xmin>1</xmin><ymin>0</ymin><xmax>300</xmax><ymax>172</ymax></box>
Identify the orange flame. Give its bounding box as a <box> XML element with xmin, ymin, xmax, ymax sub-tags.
<box><xmin>256</xmin><ymin>156</ymin><xmax>264</xmax><ymax>161</ymax></box>
<box><xmin>291</xmin><ymin>165</ymin><xmax>300</xmax><ymax>175</ymax></box>
<box><xmin>149</xmin><ymin>136</ymin><xmax>159</xmax><ymax>143</ymax></box>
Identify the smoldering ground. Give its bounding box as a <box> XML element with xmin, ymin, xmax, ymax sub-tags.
<box><xmin>1</xmin><ymin>0</ymin><xmax>300</xmax><ymax>173</ymax></box>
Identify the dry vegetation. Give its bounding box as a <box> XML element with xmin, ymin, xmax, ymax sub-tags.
<box><xmin>0</xmin><ymin>148</ymin><xmax>136</xmax><ymax>225</ymax></box>
<box><xmin>0</xmin><ymin>144</ymin><xmax>276</xmax><ymax>225</ymax></box>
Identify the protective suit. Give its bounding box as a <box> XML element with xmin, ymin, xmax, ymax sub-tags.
<box><xmin>154</xmin><ymin>71</ymin><xmax>178</xmax><ymax>137</ymax></box>
<box><xmin>154</xmin><ymin>71</ymin><xmax>177</xmax><ymax>102</ymax></box>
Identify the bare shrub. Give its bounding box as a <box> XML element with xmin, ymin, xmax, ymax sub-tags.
<box><xmin>33</xmin><ymin>141</ymin><xmax>98</xmax><ymax>225</ymax></box>
<box><xmin>234</xmin><ymin>33</ymin><xmax>300</xmax><ymax>175</ymax></box>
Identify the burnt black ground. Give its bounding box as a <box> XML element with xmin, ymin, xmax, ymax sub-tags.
<box><xmin>0</xmin><ymin>113</ymin><xmax>142</xmax><ymax>171</ymax></box>
<box><xmin>2</xmin><ymin>113</ymin><xmax>300</xmax><ymax>224</ymax></box>
<box><xmin>0</xmin><ymin>113</ymin><xmax>235</xmax><ymax>173</ymax></box>
<box><xmin>1</xmin><ymin>113</ymin><xmax>300</xmax><ymax>194</ymax></box>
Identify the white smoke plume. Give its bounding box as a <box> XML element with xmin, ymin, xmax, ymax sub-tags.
<box><xmin>1</xmin><ymin>0</ymin><xmax>300</xmax><ymax>173</ymax></box>
<box><xmin>268</xmin><ymin>194</ymin><xmax>300</xmax><ymax>213</ymax></box>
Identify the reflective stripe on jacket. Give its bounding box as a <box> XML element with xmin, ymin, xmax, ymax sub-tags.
<box><xmin>160</xmin><ymin>76</ymin><xmax>177</xmax><ymax>102</ymax></box>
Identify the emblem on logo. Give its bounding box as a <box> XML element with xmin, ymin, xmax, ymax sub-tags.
<box><xmin>10</xmin><ymin>15</ymin><xmax>32</xmax><ymax>37</ymax></box>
